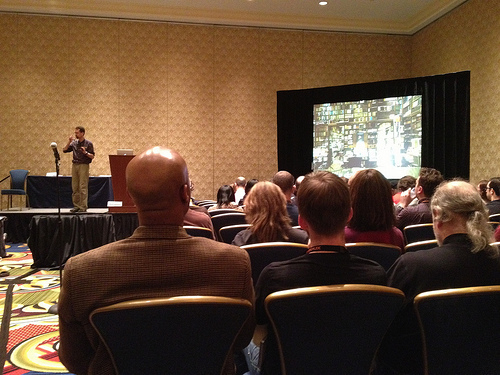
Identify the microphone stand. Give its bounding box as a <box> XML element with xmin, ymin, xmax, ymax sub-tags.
<box><xmin>48</xmin><ymin>152</ymin><xmax>62</xmax><ymax>315</ymax></box>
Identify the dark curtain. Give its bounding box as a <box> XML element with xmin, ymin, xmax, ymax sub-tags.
<box><xmin>277</xmin><ymin>71</ymin><xmax>470</xmax><ymax>180</ymax></box>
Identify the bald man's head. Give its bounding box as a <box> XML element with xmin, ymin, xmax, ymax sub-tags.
<box><xmin>126</xmin><ymin>147</ymin><xmax>190</xmax><ymax>223</ymax></box>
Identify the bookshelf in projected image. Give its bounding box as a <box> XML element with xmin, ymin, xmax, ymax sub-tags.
<box><xmin>313</xmin><ymin>96</ymin><xmax>422</xmax><ymax>180</ymax></box>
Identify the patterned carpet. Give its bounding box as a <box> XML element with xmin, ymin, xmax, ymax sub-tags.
<box><xmin>0</xmin><ymin>244</ymin><xmax>72</xmax><ymax>374</ymax></box>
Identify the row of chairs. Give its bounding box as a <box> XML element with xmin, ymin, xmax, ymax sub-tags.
<box><xmin>404</xmin><ymin>218</ymin><xmax>500</xmax><ymax>244</ymax></box>
<box><xmin>90</xmin><ymin>284</ymin><xmax>500</xmax><ymax>375</ymax></box>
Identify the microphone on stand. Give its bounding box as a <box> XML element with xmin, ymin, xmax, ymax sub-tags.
<box><xmin>51</xmin><ymin>142</ymin><xmax>60</xmax><ymax>161</ymax></box>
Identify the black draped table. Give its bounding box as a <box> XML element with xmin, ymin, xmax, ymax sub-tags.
<box><xmin>27</xmin><ymin>176</ymin><xmax>113</xmax><ymax>208</ymax></box>
<box><xmin>28</xmin><ymin>214</ymin><xmax>116</xmax><ymax>268</ymax></box>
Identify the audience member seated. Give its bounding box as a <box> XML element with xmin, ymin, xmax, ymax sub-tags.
<box><xmin>231</xmin><ymin>181</ymin><xmax>308</xmax><ymax>247</ymax></box>
<box><xmin>184</xmin><ymin>204</ymin><xmax>216</xmax><ymax>239</ymax></box>
<box><xmin>486</xmin><ymin>178</ymin><xmax>500</xmax><ymax>215</ymax></box>
<box><xmin>477</xmin><ymin>179</ymin><xmax>490</xmax><ymax>204</ymax></box>
<box><xmin>240</xmin><ymin>178</ymin><xmax>258</xmax><ymax>206</ymax></box>
<box><xmin>272</xmin><ymin>171</ymin><xmax>299</xmax><ymax>226</ymax></box>
<box><xmin>291</xmin><ymin>175</ymin><xmax>304</xmax><ymax>206</ymax></box>
<box><xmin>208</xmin><ymin>185</ymin><xmax>243</xmax><ymax>212</ymax></box>
<box><xmin>345</xmin><ymin>169</ymin><xmax>405</xmax><ymax>250</ymax></box>
<box><xmin>247</xmin><ymin>171</ymin><xmax>386</xmax><ymax>375</ymax></box>
<box><xmin>395</xmin><ymin>167</ymin><xmax>443</xmax><ymax>231</ymax></box>
<box><xmin>377</xmin><ymin>180</ymin><xmax>500</xmax><ymax>374</ymax></box>
<box><xmin>392</xmin><ymin>175</ymin><xmax>416</xmax><ymax>204</ymax></box>
<box><xmin>58</xmin><ymin>147</ymin><xmax>255</xmax><ymax>375</ymax></box>
<box><xmin>233</xmin><ymin>177</ymin><xmax>246</xmax><ymax>206</ymax></box>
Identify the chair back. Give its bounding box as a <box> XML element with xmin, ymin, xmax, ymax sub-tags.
<box><xmin>488</xmin><ymin>213</ymin><xmax>500</xmax><ymax>223</ymax></box>
<box><xmin>404</xmin><ymin>239</ymin><xmax>438</xmax><ymax>252</ymax></box>
<box><xmin>345</xmin><ymin>242</ymin><xmax>402</xmax><ymax>270</ymax></box>
<box><xmin>183</xmin><ymin>225</ymin><xmax>214</xmax><ymax>239</ymax></box>
<box><xmin>9</xmin><ymin>169</ymin><xmax>29</xmax><ymax>190</ymax></box>
<box><xmin>209</xmin><ymin>208</ymin><xmax>243</xmax><ymax>217</ymax></box>
<box><xmin>90</xmin><ymin>296</ymin><xmax>252</xmax><ymax>375</ymax></box>
<box><xmin>403</xmin><ymin>223</ymin><xmax>435</xmax><ymax>243</ymax></box>
<box><xmin>219</xmin><ymin>224</ymin><xmax>251</xmax><ymax>244</ymax></box>
<box><xmin>211</xmin><ymin>212</ymin><xmax>247</xmax><ymax>241</ymax></box>
<box><xmin>265</xmin><ymin>284</ymin><xmax>405</xmax><ymax>375</ymax></box>
<box><xmin>414</xmin><ymin>285</ymin><xmax>500</xmax><ymax>375</ymax></box>
<box><xmin>241</xmin><ymin>242</ymin><xmax>308</xmax><ymax>286</ymax></box>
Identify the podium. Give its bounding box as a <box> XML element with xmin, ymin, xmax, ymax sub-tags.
<box><xmin>109</xmin><ymin>155</ymin><xmax>136</xmax><ymax>212</ymax></box>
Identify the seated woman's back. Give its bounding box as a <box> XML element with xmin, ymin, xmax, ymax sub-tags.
<box><xmin>346</xmin><ymin>169</ymin><xmax>405</xmax><ymax>250</ymax></box>
<box><xmin>208</xmin><ymin>184</ymin><xmax>243</xmax><ymax>212</ymax></box>
<box><xmin>231</xmin><ymin>181</ymin><xmax>308</xmax><ymax>246</ymax></box>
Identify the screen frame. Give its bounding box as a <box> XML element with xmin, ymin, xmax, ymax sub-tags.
<box><xmin>277</xmin><ymin>71</ymin><xmax>470</xmax><ymax>180</ymax></box>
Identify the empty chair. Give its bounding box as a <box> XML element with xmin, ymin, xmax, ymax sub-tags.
<box><xmin>1</xmin><ymin>169</ymin><xmax>30</xmax><ymax>210</ymax></box>
<box><xmin>90</xmin><ymin>296</ymin><xmax>252</xmax><ymax>375</ymax></box>
<box><xmin>219</xmin><ymin>224</ymin><xmax>251</xmax><ymax>244</ymax></box>
<box><xmin>196</xmin><ymin>200</ymin><xmax>217</xmax><ymax>207</ymax></box>
<box><xmin>403</xmin><ymin>223</ymin><xmax>435</xmax><ymax>244</ymax></box>
<box><xmin>265</xmin><ymin>284</ymin><xmax>405</xmax><ymax>375</ymax></box>
<box><xmin>211</xmin><ymin>212</ymin><xmax>247</xmax><ymax>241</ymax></box>
<box><xmin>489</xmin><ymin>213</ymin><xmax>500</xmax><ymax>223</ymax></box>
<box><xmin>183</xmin><ymin>225</ymin><xmax>214</xmax><ymax>239</ymax></box>
<box><xmin>404</xmin><ymin>239</ymin><xmax>438</xmax><ymax>252</ymax></box>
<box><xmin>345</xmin><ymin>242</ymin><xmax>402</xmax><ymax>271</ymax></box>
<box><xmin>241</xmin><ymin>242</ymin><xmax>308</xmax><ymax>286</ymax></box>
<box><xmin>414</xmin><ymin>285</ymin><xmax>500</xmax><ymax>375</ymax></box>
<box><xmin>208</xmin><ymin>208</ymin><xmax>242</xmax><ymax>217</ymax></box>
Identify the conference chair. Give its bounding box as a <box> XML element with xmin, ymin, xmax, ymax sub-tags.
<box><xmin>219</xmin><ymin>223</ymin><xmax>251</xmax><ymax>244</ymax></box>
<box><xmin>414</xmin><ymin>285</ymin><xmax>500</xmax><ymax>375</ymax></box>
<box><xmin>241</xmin><ymin>242</ymin><xmax>308</xmax><ymax>286</ymax></box>
<box><xmin>403</xmin><ymin>223</ymin><xmax>435</xmax><ymax>244</ymax></box>
<box><xmin>211</xmin><ymin>212</ymin><xmax>247</xmax><ymax>241</ymax></box>
<box><xmin>404</xmin><ymin>239</ymin><xmax>438</xmax><ymax>253</ymax></box>
<box><xmin>345</xmin><ymin>242</ymin><xmax>402</xmax><ymax>271</ymax></box>
<box><xmin>183</xmin><ymin>225</ymin><xmax>214</xmax><ymax>239</ymax></box>
<box><xmin>196</xmin><ymin>200</ymin><xmax>216</xmax><ymax>207</ymax></box>
<box><xmin>0</xmin><ymin>169</ymin><xmax>30</xmax><ymax>211</ymax></box>
<box><xmin>208</xmin><ymin>208</ymin><xmax>242</xmax><ymax>217</ymax></box>
<box><xmin>90</xmin><ymin>296</ymin><xmax>252</xmax><ymax>375</ymax></box>
<box><xmin>265</xmin><ymin>284</ymin><xmax>405</xmax><ymax>375</ymax></box>
<box><xmin>489</xmin><ymin>221</ymin><xmax>500</xmax><ymax>230</ymax></box>
<box><xmin>488</xmin><ymin>213</ymin><xmax>500</xmax><ymax>223</ymax></box>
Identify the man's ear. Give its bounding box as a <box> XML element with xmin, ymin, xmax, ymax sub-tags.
<box><xmin>416</xmin><ymin>184</ymin><xmax>423</xmax><ymax>195</ymax></box>
<box><xmin>347</xmin><ymin>207</ymin><xmax>353</xmax><ymax>223</ymax></box>
<box><xmin>298</xmin><ymin>215</ymin><xmax>308</xmax><ymax>231</ymax></box>
<box><xmin>180</xmin><ymin>184</ymin><xmax>190</xmax><ymax>204</ymax></box>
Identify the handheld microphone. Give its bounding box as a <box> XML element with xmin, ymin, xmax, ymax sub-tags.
<box><xmin>51</xmin><ymin>142</ymin><xmax>60</xmax><ymax>160</ymax></box>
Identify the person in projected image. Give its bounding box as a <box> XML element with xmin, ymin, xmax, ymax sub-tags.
<box><xmin>58</xmin><ymin>147</ymin><xmax>255</xmax><ymax>375</ymax></box>
<box><xmin>345</xmin><ymin>169</ymin><xmax>405</xmax><ymax>250</ymax></box>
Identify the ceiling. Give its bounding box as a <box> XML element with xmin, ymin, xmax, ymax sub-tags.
<box><xmin>0</xmin><ymin>0</ymin><xmax>468</xmax><ymax>35</ymax></box>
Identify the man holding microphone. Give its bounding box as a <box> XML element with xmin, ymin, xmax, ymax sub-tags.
<box><xmin>63</xmin><ymin>126</ymin><xmax>94</xmax><ymax>213</ymax></box>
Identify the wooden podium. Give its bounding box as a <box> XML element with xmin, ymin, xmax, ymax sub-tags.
<box><xmin>108</xmin><ymin>155</ymin><xmax>136</xmax><ymax>212</ymax></box>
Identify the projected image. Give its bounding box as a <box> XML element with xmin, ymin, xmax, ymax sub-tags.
<box><xmin>313</xmin><ymin>96</ymin><xmax>422</xmax><ymax>179</ymax></box>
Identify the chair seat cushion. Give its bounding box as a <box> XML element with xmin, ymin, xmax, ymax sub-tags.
<box><xmin>1</xmin><ymin>189</ymin><xmax>27</xmax><ymax>195</ymax></box>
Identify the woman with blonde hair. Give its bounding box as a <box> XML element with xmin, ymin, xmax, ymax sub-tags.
<box><xmin>232</xmin><ymin>181</ymin><xmax>308</xmax><ymax>246</ymax></box>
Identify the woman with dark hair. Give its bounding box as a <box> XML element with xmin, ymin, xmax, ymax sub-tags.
<box><xmin>345</xmin><ymin>169</ymin><xmax>405</xmax><ymax>249</ymax></box>
<box><xmin>232</xmin><ymin>181</ymin><xmax>308</xmax><ymax>246</ymax></box>
<box><xmin>239</xmin><ymin>178</ymin><xmax>259</xmax><ymax>206</ymax></box>
<box><xmin>208</xmin><ymin>185</ymin><xmax>242</xmax><ymax>211</ymax></box>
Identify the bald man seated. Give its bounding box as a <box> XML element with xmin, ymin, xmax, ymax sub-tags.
<box><xmin>58</xmin><ymin>147</ymin><xmax>255</xmax><ymax>375</ymax></box>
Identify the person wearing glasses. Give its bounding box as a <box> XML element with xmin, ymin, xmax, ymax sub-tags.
<box><xmin>486</xmin><ymin>178</ymin><xmax>500</xmax><ymax>215</ymax></box>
